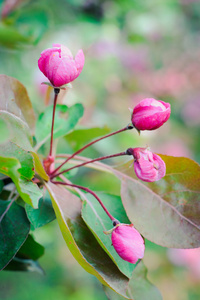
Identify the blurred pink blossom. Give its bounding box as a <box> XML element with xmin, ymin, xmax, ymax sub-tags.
<box><xmin>181</xmin><ymin>97</ymin><xmax>200</xmax><ymax>126</ymax></box>
<box><xmin>156</xmin><ymin>139</ymin><xmax>191</xmax><ymax>158</ymax></box>
<box><xmin>168</xmin><ymin>248</ymin><xmax>200</xmax><ymax>279</ymax></box>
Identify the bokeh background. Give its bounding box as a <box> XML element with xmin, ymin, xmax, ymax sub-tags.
<box><xmin>0</xmin><ymin>0</ymin><xmax>200</xmax><ymax>299</ymax></box>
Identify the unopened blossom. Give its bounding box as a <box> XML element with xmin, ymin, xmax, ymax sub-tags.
<box><xmin>111</xmin><ymin>223</ymin><xmax>145</xmax><ymax>264</ymax></box>
<box><xmin>131</xmin><ymin>98</ymin><xmax>171</xmax><ymax>131</ymax></box>
<box><xmin>128</xmin><ymin>147</ymin><xmax>166</xmax><ymax>182</ymax></box>
<box><xmin>38</xmin><ymin>44</ymin><xmax>84</xmax><ymax>87</ymax></box>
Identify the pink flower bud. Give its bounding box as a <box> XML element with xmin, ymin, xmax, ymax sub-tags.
<box><xmin>38</xmin><ymin>44</ymin><xmax>85</xmax><ymax>87</ymax></box>
<box><xmin>111</xmin><ymin>224</ymin><xmax>145</xmax><ymax>264</ymax></box>
<box><xmin>131</xmin><ymin>147</ymin><xmax>166</xmax><ymax>182</ymax></box>
<box><xmin>131</xmin><ymin>98</ymin><xmax>171</xmax><ymax>131</ymax></box>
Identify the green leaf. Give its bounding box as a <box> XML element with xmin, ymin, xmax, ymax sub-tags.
<box><xmin>0</xmin><ymin>25</ymin><xmax>32</xmax><ymax>48</ymax></box>
<box><xmin>0</xmin><ymin>142</ymin><xmax>34</xmax><ymax>180</ymax></box>
<box><xmin>0</xmin><ymin>118</ymin><xmax>10</xmax><ymax>144</ymax></box>
<box><xmin>0</xmin><ymin>110</ymin><xmax>33</xmax><ymax>151</ymax></box>
<box><xmin>115</xmin><ymin>155</ymin><xmax>200</xmax><ymax>248</ymax></box>
<box><xmin>0</xmin><ymin>200</ymin><xmax>30</xmax><ymax>270</ymax></box>
<box><xmin>65</xmin><ymin>126</ymin><xmax>110</xmax><ymax>151</ymax></box>
<box><xmin>0</xmin><ymin>110</ymin><xmax>48</xmax><ymax>182</ymax></box>
<box><xmin>0</xmin><ymin>180</ymin><xmax>3</xmax><ymax>193</ymax></box>
<box><xmin>0</xmin><ymin>74</ymin><xmax>35</xmax><ymax>133</ymax></box>
<box><xmin>16</xmin><ymin>234</ymin><xmax>44</xmax><ymax>261</ymax></box>
<box><xmin>0</xmin><ymin>75</ymin><xmax>48</xmax><ymax>181</ymax></box>
<box><xmin>3</xmin><ymin>234</ymin><xmax>44</xmax><ymax>273</ymax></box>
<box><xmin>45</xmin><ymin>182</ymin><xmax>130</xmax><ymax>298</ymax></box>
<box><xmin>35</xmin><ymin>103</ymin><xmax>84</xmax><ymax>147</ymax></box>
<box><xmin>26</xmin><ymin>191</ymin><xmax>56</xmax><ymax>229</ymax></box>
<box><xmin>32</xmin><ymin>153</ymin><xmax>49</xmax><ymax>181</ymax></box>
<box><xmin>81</xmin><ymin>193</ymin><xmax>137</xmax><ymax>278</ymax></box>
<box><xmin>3</xmin><ymin>257</ymin><xmax>44</xmax><ymax>274</ymax></box>
<box><xmin>0</xmin><ymin>142</ymin><xmax>42</xmax><ymax>208</ymax></box>
<box><xmin>14</xmin><ymin>4</ymin><xmax>50</xmax><ymax>45</ymax></box>
<box><xmin>104</xmin><ymin>261</ymin><xmax>162</xmax><ymax>300</ymax></box>
<box><xmin>0</xmin><ymin>155</ymin><xmax>42</xmax><ymax>208</ymax></box>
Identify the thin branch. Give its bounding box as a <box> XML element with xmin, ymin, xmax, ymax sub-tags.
<box><xmin>49</xmin><ymin>89</ymin><xmax>60</xmax><ymax>156</ymax></box>
<box><xmin>50</xmin><ymin>124</ymin><xmax>134</xmax><ymax>176</ymax></box>
<box><xmin>51</xmin><ymin>180</ymin><xmax>115</xmax><ymax>221</ymax></box>
<box><xmin>51</xmin><ymin>151</ymin><xmax>127</xmax><ymax>179</ymax></box>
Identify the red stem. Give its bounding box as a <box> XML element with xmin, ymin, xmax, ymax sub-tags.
<box><xmin>51</xmin><ymin>124</ymin><xmax>133</xmax><ymax>176</ymax></box>
<box><xmin>51</xmin><ymin>181</ymin><xmax>115</xmax><ymax>221</ymax></box>
<box><xmin>49</xmin><ymin>89</ymin><xmax>60</xmax><ymax>157</ymax></box>
<box><xmin>51</xmin><ymin>151</ymin><xmax>127</xmax><ymax>179</ymax></box>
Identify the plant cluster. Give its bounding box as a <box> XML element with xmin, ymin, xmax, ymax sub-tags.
<box><xmin>0</xmin><ymin>43</ymin><xmax>199</xmax><ymax>300</ymax></box>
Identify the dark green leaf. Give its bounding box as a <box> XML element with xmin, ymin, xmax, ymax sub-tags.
<box><xmin>104</xmin><ymin>261</ymin><xmax>162</xmax><ymax>300</ymax></box>
<box><xmin>4</xmin><ymin>234</ymin><xmax>45</xmax><ymax>272</ymax></box>
<box><xmin>26</xmin><ymin>192</ymin><xmax>56</xmax><ymax>229</ymax></box>
<box><xmin>35</xmin><ymin>103</ymin><xmax>84</xmax><ymax>147</ymax></box>
<box><xmin>45</xmin><ymin>182</ymin><xmax>130</xmax><ymax>298</ymax></box>
<box><xmin>82</xmin><ymin>192</ymin><xmax>136</xmax><ymax>278</ymax></box>
<box><xmin>0</xmin><ymin>200</ymin><xmax>30</xmax><ymax>270</ymax></box>
<box><xmin>3</xmin><ymin>257</ymin><xmax>44</xmax><ymax>274</ymax></box>
<box><xmin>16</xmin><ymin>234</ymin><xmax>44</xmax><ymax>261</ymax></box>
<box><xmin>0</xmin><ymin>180</ymin><xmax>4</xmax><ymax>193</ymax></box>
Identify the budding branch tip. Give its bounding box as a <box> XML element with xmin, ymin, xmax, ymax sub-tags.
<box><xmin>54</xmin><ymin>88</ymin><xmax>60</xmax><ymax>95</ymax></box>
<box><xmin>126</xmin><ymin>123</ymin><xmax>134</xmax><ymax>130</ymax></box>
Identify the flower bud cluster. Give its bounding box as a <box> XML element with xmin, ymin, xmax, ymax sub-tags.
<box><xmin>38</xmin><ymin>44</ymin><xmax>171</xmax><ymax>265</ymax></box>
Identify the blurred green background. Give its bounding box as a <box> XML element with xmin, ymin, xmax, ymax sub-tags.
<box><xmin>0</xmin><ymin>0</ymin><xmax>200</xmax><ymax>299</ymax></box>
